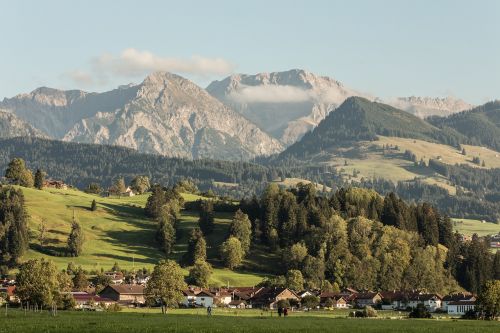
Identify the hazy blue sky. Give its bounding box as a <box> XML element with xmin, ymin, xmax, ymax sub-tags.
<box><xmin>1</xmin><ymin>0</ymin><xmax>498</xmax><ymax>103</ymax></box>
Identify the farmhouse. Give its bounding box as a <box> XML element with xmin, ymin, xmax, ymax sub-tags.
<box><xmin>69</xmin><ymin>292</ymin><xmax>116</xmax><ymax>309</ymax></box>
<box><xmin>98</xmin><ymin>284</ymin><xmax>145</xmax><ymax>305</ymax></box>
<box><xmin>319</xmin><ymin>292</ymin><xmax>348</xmax><ymax>309</ymax></box>
<box><xmin>43</xmin><ymin>179</ymin><xmax>68</xmax><ymax>190</ymax></box>
<box><xmin>407</xmin><ymin>293</ymin><xmax>442</xmax><ymax>312</ymax></box>
<box><xmin>249</xmin><ymin>287</ymin><xmax>300</xmax><ymax>309</ymax></box>
<box><xmin>354</xmin><ymin>292</ymin><xmax>382</xmax><ymax>308</ymax></box>
<box><xmin>181</xmin><ymin>290</ymin><xmax>197</xmax><ymax>307</ymax></box>
<box><xmin>228</xmin><ymin>300</ymin><xmax>247</xmax><ymax>309</ymax></box>
<box><xmin>195</xmin><ymin>290</ymin><xmax>214</xmax><ymax>307</ymax></box>
<box><xmin>447</xmin><ymin>300</ymin><xmax>476</xmax><ymax>315</ymax></box>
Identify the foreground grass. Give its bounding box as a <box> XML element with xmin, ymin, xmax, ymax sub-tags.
<box><xmin>0</xmin><ymin>310</ymin><xmax>498</xmax><ymax>333</ymax></box>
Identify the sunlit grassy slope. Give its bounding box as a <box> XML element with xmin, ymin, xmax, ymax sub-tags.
<box><xmin>20</xmin><ymin>187</ymin><xmax>266</xmax><ymax>286</ymax></box>
<box><xmin>452</xmin><ymin>218</ymin><xmax>500</xmax><ymax>236</ymax></box>
<box><xmin>316</xmin><ymin>136</ymin><xmax>500</xmax><ymax>195</ymax></box>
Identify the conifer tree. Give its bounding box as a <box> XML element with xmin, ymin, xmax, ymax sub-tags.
<box><xmin>34</xmin><ymin>168</ymin><xmax>44</xmax><ymax>190</ymax></box>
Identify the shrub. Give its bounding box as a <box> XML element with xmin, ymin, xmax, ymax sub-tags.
<box><xmin>363</xmin><ymin>305</ymin><xmax>378</xmax><ymax>317</ymax></box>
<box><xmin>409</xmin><ymin>304</ymin><xmax>432</xmax><ymax>318</ymax></box>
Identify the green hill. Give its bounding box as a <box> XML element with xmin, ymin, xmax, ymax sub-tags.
<box><xmin>428</xmin><ymin>100</ymin><xmax>500</xmax><ymax>151</ymax></box>
<box><xmin>19</xmin><ymin>186</ymin><xmax>267</xmax><ymax>286</ymax></box>
<box><xmin>281</xmin><ymin>97</ymin><xmax>466</xmax><ymax>158</ymax></box>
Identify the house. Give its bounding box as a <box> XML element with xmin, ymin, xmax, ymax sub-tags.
<box><xmin>407</xmin><ymin>293</ymin><xmax>442</xmax><ymax>312</ymax></box>
<box><xmin>249</xmin><ymin>287</ymin><xmax>300</xmax><ymax>309</ymax></box>
<box><xmin>68</xmin><ymin>292</ymin><xmax>116</xmax><ymax>309</ymax></box>
<box><xmin>447</xmin><ymin>301</ymin><xmax>476</xmax><ymax>316</ymax></box>
<box><xmin>354</xmin><ymin>292</ymin><xmax>382</xmax><ymax>308</ymax></box>
<box><xmin>212</xmin><ymin>290</ymin><xmax>232</xmax><ymax>306</ymax></box>
<box><xmin>0</xmin><ymin>285</ymin><xmax>17</xmax><ymax>303</ymax></box>
<box><xmin>181</xmin><ymin>290</ymin><xmax>197</xmax><ymax>307</ymax></box>
<box><xmin>228</xmin><ymin>300</ymin><xmax>247</xmax><ymax>309</ymax></box>
<box><xmin>319</xmin><ymin>292</ymin><xmax>348</xmax><ymax>309</ymax></box>
<box><xmin>195</xmin><ymin>290</ymin><xmax>214</xmax><ymax>307</ymax></box>
<box><xmin>103</xmin><ymin>271</ymin><xmax>124</xmax><ymax>284</ymax></box>
<box><xmin>122</xmin><ymin>187</ymin><xmax>135</xmax><ymax>197</ymax></box>
<box><xmin>43</xmin><ymin>179</ymin><xmax>68</xmax><ymax>190</ymax></box>
<box><xmin>379</xmin><ymin>291</ymin><xmax>407</xmax><ymax>310</ymax></box>
<box><xmin>441</xmin><ymin>293</ymin><xmax>476</xmax><ymax>311</ymax></box>
<box><xmin>98</xmin><ymin>284</ymin><xmax>145</xmax><ymax>305</ymax></box>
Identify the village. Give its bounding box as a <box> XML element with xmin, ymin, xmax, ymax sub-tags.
<box><xmin>0</xmin><ymin>270</ymin><xmax>478</xmax><ymax>317</ymax></box>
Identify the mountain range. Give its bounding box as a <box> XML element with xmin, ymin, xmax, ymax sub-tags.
<box><xmin>0</xmin><ymin>69</ymin><xmax>486</xmax><ymax>160</ymax></box>
<box><xmin>0</xmin><ymin>72</ymin><xmax>282</xmax><ymax>160</ymax></box>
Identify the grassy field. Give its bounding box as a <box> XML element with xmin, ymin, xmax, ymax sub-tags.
<box><xmin>0</xmin><ymin>310</ymin><xmax>498</xmax><ymax>333</ymax></box>
<box><xmin>18</xmin><ymin>187</ymin><xmax>265</xmax><ymax>286</ymax></box>
<box><xmin>453</xmin><ymin>218</ymin><xmax>500</xmax><ymax>236</ymax></box>
<box><xmin>317</xmin><ymin>135</ymin><xmax>500</xmax><ymax>195</ymax></box>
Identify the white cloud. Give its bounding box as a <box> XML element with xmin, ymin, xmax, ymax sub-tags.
<box><xmin>229</xmin><ymin>85</ymin><xmax>312</xmax><ymax>103</ymax></box>
<box><xmin>64</xmin><ymin>48</ymin><xmax>235</xmax><ymax>87</ymax></box>
<box><xmin>92</xmin><ymin>48</ymin><xmax>235</xmax><ymax>77</ymax></box>
<box><xmin>228</xmin><ymin>84</ymin><xmax>358</xmax><ymax>104</ymax></box>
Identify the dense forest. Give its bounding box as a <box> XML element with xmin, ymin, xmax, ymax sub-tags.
<box><xmin>1</xmin><ymin>136</ymin><xmax>499</xmax><ymax>222</ymax></box>
<box><xmin>428</xmin><ymin>100</ymin><xmax>500</xmax><ymax>152</ymax></box>
<box><xmin>143</xmin><ymin>181</ymin><xmax>498</xmax><ymax>294</ymax></box>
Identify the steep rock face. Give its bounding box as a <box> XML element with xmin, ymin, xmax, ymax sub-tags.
<box><xmin>207</xmin><ymin>69</ymin><xmax>363</xmax><ymax>145</ymax></box>
<box><xmin>0</xmin><ymin>110</ymin><xmax>48</xmax><ymax>138</ymax></box>
<box><xmin>62</xmin><ymin>72</ymin><xmax>283</xmax><ymax>159</ymax></box>
<box><xmin>0</xmin><ymin>86</ymin><xmax>139</xmax><ymax>137</ymax></box>
<box><xmin>388</xmin><ymin>96</ymin><xmax>473</xmax><ymax>118</ymax></box>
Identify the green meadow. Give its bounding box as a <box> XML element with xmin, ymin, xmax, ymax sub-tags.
<box><xmin>0</xmin><ymin>310</ymin><xmax>498</xmax><ymax>333</ymax></box>
<box><xmin>18</xmin><ymin>186</ymin><xmax>266</xmax><ymax>286</ymax></box>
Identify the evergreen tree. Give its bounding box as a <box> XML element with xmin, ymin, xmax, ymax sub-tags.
<box><xmin>72</xmin><ymin>268</ymin><xmax>88</xmax><ymax>291</ymax></box>
<box><xmin>198</xmin><ymin>201</ymin><xmax>215</xmax><ymax>235</ymax></box>
<box><xmin>90</xmin><ymin>199</ymin><xmax>97</xmax><ymax>211</ymax></box>
<box><xmin>229</xmin><ymin>209</ymin><xmax>252</xmax><ymax>253</ymax></box>
<box><xmin>34</xmin><ymin>168</ymin><xmax>44</xmax><ymax>190</ymax></box>
<box><xmin>145</xmin><ymin>185</ymin><xmax>167</xmax><ymax>218</ymax></box>
<box><xmin>67</xmin><ymin>214</ymin><xmax>84</xmax><ymax>256</ymax></box>
<box><xmin>0</xmin><ymin>187</ymin><xmax>29</xmax><ymax>268</ymax></box>
<box><xmin>183</xmin><ymin>228</ymin><xmax>206</xmax><ymax>266</ymax></box>
<box><xmin>156</xmin><ymin>206</ymin><xmax>176</xmax><ymax>255</ymax></box>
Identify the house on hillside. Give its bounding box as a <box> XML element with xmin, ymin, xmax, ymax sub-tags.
<box><xmin>98</xmin><ymin>284</ymin><xmax>145</xmax><ymax>305</ymax></box>
<box><xmin>122</xmin><ymin>187</ymin><xmax>135</xmax><ymax>197</ymax></box>
<box><xmin>249</xmin><ymin>287</ymin><xmax>300</xmax><ymax>309</ymax></box>
<box><xmin>354</xmin><ymin>292</ymin><xmax>382</xmax><ymax>308</ymax></box>
<box><xmin>43</xmin><ymin>179</ymin><xmax>68</xmax><ymax>190</ymax></box>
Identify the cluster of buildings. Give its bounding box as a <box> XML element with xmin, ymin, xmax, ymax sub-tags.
<box><xmin>1</xmin><ymin>274</ymin><xmax>478</xmax><ymax>316</ymax></box>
